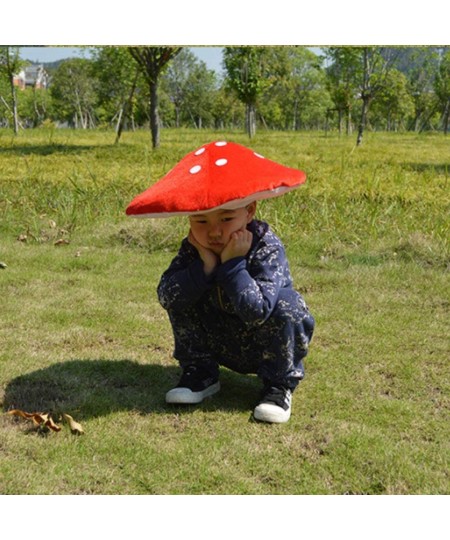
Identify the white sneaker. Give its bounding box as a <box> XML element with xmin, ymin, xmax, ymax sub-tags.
<box><xmin>253</xmin><ymin>385</ymin><xmax>292</xmax><ymax>423</ymax></box>
<box><xmin>165</xmin><ymin>365</ymin><xmax>220</xmax><ymax>404</ymax></box>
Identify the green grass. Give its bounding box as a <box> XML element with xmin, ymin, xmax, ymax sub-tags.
<box><xmin>0</xmin><ymin>128</ymin><xmax>449</xmax><ymax>494</ymax></box>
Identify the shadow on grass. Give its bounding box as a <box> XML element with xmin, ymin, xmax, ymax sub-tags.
<box><xmin>404</xmin><ymin>162</ymin><xmax>449</xmax><ymax>174</ymax></box>
<box><xmin>0</xmin><ymin>144</ymin><xmax>112</xmax><ymax>156</ymax></box>
<box><xmin>3</xmin><ymin>359</ymin><xmax>261</xmax><ymax>420</ymax></box>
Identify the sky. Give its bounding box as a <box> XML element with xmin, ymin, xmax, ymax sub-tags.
<box><xmin>19</xmin><ymin>46</ymin><xmax>226</xmax><ymax>74</ymax></box>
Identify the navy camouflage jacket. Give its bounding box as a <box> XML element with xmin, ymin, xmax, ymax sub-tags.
<box><xmin>157</xmin><ymin>220</ymin><xmax>298</xmax><ymax>326</ymax></box>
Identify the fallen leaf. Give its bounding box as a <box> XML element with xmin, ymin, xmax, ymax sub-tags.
<box><xmin>7</xmin><ymin>409</ymin><xmax>34</xmax><ymax>420</ymax></box>
<box><xmin>44</xmin><ymin>416</ymin><xmax>62</xmax><ymax>432</ymax></box>
<box><xmin>62</xmin><ymin>413</ymin><xmax>84</xmax><ymax>435</ymax></box>
<box><xmin>8</xmin><ymin>409</ymin><xmax>61</xmax><ymax>432</ymax></box>
<box><xmin>54</xmin><ymin>239</ymin><xmax>70</xmax><ymax>246</ymax></box>
<box><xmin>17</xmin><ymin>234</ymin><xmax>27</xmax><ymax>242</ymax></box>
<box><xmin>31</xmin><ymin>412</ymin><xmax>48</xmax><ymax>426</ymax></box>
<box><xmin>0</xmin><ymin>262</ymin><xmax>7</xmax><ymax>269</ymax></box>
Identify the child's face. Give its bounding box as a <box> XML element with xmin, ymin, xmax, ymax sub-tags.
<box><xmin>189</xmin><ymin>202</ymin><xmax>256</xmax><ymax>255</ymax></box>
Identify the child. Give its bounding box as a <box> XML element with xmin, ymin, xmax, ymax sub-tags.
<box><xmin>126</xmin><ymin>141</ymin><xmax>314</xmax><ymax>423</ymax></box>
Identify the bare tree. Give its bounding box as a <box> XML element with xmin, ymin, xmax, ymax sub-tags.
<box><xmin>128</xmin><ymin>46</ymin><xmax>182</xmax><ymax>148</ymax></box>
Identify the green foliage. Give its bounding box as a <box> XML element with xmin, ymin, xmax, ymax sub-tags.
<box><xmin>162</xmin><ymin>48</ymin><xmax>219</xmax><ymax>128</ymax></box>
<box><xmin>49</xmin><ymin>58</ymin><xmax>97</xmax><ymax>127</ymax></box>
<box><xmin>0</xmin><ymin>46</ymin><xmax>23</xmax><ymax>133</ymax></box>
<box><xmin>370</xmin><ymin>69</ymin><xmax>415</xmax><ymax>130</ymax></box>
<box><xmin>17</xmin><ymin>87</ymin><xmax>53</xmax><ymax>127</ymax></box>
<box><xmin>260</xmin><ymin>47</ymin><xmax>332</xmax><ymax>130</ymax></box>
<box><xmin>0</xmin><ymin>46</ymin><xmax>24</xmax><ymax>79</ymax></box>
<box><xmin>434</xmin><ymin>50</ymin><xmax>450</xmax><ymax>133</ymax></box>
<box><xmin>434</xmin><ymin>50</ymin><xmax>450</xmax><ymax>102</ymax></box>
<box><xmin>127</xmin><ymin>47</ymin><xmax>183</xmax><ymax>147</ymax></box>
<box><xmin>2</xmin><ymin>46</ymin><xmax>449</xmax><ymax>141</ymax></box>
<box><xmin>404</xmin><ymin>47</ymin><xmax>442</xmax><ymax>131</ymax></box>
<box><xmin>324</xmin><ymin>47</ymin><xmax>362</xmax><ymax>132</ymax></box>
<box><xmin>223</xmin><ymin>47</ymin><xmax>275</xmax><ymax>105</ymax></box>
<box><xmin>90</xmin><ymin>46</ymin><xmax>143</xmax><ymax>126</ymax></box>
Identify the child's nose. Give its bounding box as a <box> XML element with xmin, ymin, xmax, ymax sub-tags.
<box><xmin>209</xmin><ymin>224</ymin><xmax>222</xmax><ymax>238</ymax></box>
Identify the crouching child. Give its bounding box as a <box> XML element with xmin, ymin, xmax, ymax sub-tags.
<box><xmin>157</xmin><ymin>201</ymin><xmax>314</xmax><ymax>423</ymax></box>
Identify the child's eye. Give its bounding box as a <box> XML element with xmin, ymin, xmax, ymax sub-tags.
<box><xmin>222</xmin><ymin>217</ymin><xmax>234</xmax><ymax>222</ymax></box>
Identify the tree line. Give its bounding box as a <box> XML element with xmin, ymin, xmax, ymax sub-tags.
<box><xmin>1</xmin><ymin>46</ymin><xmax>449</xmax><ymax>147</ymax></box>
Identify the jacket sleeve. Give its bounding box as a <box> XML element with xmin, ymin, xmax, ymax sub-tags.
<box><xmin>215</xmin><ymin>241</ymin><xmax>288</xmax><ymax>325</ymax></box>
<box><xmin>157</xmin><ymin>239</ymin><xmax>214</xmax><ymax>310</ymax></box>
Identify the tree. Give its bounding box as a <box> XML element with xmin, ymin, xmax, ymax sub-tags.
<box><xmin>274</xmin><ymin>46</ymin><xmax>331</xmax><ymax>131</ymax></box>
<box><xmin>434</xmin><ymin>49</ymin><xmax>450</xmax><ymax>135</ymax></box>
<box><xmin>370</xmin><ymin>69</ymin><xmax>414</xmax><ymax>131</ymax></box>
<box><xmin>0</xmin><ymin>46</ymin><xmax>23</xmax><ymax>134</ymax></box>
<box><xmin>211</xmin><ymin>84</ymin><xmax>245</xmax><ymax>129</ymax></box>
<box><xmin>356</xmin><ymin>47</ymin><xmax>402</xmax><ymax>145</ymax></box>
<box><xmin>18</xmin><ymin>87</ymin><xmax>52</xmax><ymax>127</ymax></box>
<box><xmin>91</xmin><ymin>46</ymin><xmax>143</xmax><ymax>142</ymax></box>
<box><xmin>402</xmin><ymin>47</ymin><xmax>441</xmax><ymax>132</ymax></box>
<box><xmin>324</xmin><ymin>47</ymin><xmax>360</xmax><ymax>135</ymax></box>
<box><xmin>163</xmin><ymin>48</ymin><xmax>197</xmax><ymax>128</ymax></box>
<box><xmin>182</xmin><ymin>62</ymin><xmax>218</xmax><ymax>129</ymax></box>
<box><xmin>223</xmin><ymin>46</ymin><xmax>276</xmax><ymax>138</ymax></box>
<box><xmin>162</xmin><ymin>49</ymin><xmax>219</xmax><ymax>129</ymax></box>
<box><xmin>49</xmin><ymin>58</ymin><xmax>97</xmax><ymax>128</ymax></box>
<box><xmin>128</xmin><ymin>46</ymin><xmax>182</xmax><ymax>148</ymax></box>
<box><xmin>325</xmin><ymin>47</ymin><xmax>404</xmax><ymax>143</ymax></box>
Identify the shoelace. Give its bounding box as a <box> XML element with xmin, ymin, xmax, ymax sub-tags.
<box><xmin>262</xmin><ymin>386</ymin><xmax>291</xmax><ymax>408</ymax></box>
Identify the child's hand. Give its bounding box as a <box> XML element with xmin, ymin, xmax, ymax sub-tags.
<box><xmin>221</xmin><ymin>229</ymin><xmax>253</xmax><ymax>263</ymax></box>
<box><xmin>188</xmin><ymin>230</ymin><xmax>219</xmax><ymax>276</ymax></box>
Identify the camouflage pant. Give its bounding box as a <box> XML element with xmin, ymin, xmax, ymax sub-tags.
<box><xmin>166</xmin><ymin>288</ymin><xmax>314</xmax><ymax>390</ymax></box>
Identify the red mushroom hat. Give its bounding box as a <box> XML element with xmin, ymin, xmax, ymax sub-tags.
<box><xmin>126</xmin><ymin>140</ymin><xmax>306</xmax><ymax>218</ymax></box>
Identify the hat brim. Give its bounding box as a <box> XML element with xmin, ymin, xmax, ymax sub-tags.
<box><xmin>128</xmin><ymin>185</ymin><xmax>300</xmax><ymax>218</ymax></box>
<box><xmin>126</xmin><ymin>141</ymin><xmax>306</xmax><ymax>218</ymax></box>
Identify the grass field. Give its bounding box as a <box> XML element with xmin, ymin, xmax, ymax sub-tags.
<box><xmin>0</xmin><ymin>127</ymin><xmax>449</xmax><ymax>496</ymax></box>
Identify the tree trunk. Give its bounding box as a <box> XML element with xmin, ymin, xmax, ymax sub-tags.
<box><xmin>293</xmin><ymin>98</ymin><xmax>299</xmax><ymax>131</ymax></box>
<box><xmin>115</xmin><ymin>69</ymin><xmax>139</xmax><ymax>145</ymax></box>
<box><xmin>0</xmin><ymin>94</ymin><xmax>22</xmax><ymax>131</ymax></box>
<box><xmin>356</xmin><ymin>48</ymin><xmax>371</xmax><ymax>146</ymax></box>
<box><xmin>338</xmin><ymin>109</ymin><xmax>343</xmax><ymax>135</ymax></box>
<box><xmin>115</xmin><ymin>106</ymin><xmax>124</xmax><ymax>135</ymax></box>
<box><xmin>245</xmin><ymin>102</ymin><xmax>256</xmax><ymax>138</ymax></box>
<box><xmin>32</xmin><ymin>87</ymin><xmax>40</xmax><ymax>127</ymax></box>
<box><xmin>346</xmin><ymin>108</ymin><xmax>352</xmax><ymax>135</ymax></box>
<box><xmin>149</xmin><ymin>79</ymin><xmax>160</xmax><ymax>148</ymax></box>
<box><xmin>356</xmin><ymin>96</ymin><xmax>370</xmax><ymax>146</ymax></box>
<box><xmin>442</xmin><ymin>98</ymin><xmax>450</xmax><ymax>135</ymax></box>
<box><xmin>8</xmin><ymin>74</ymin><xmax>19</xmax><ymax>135</ymax></box>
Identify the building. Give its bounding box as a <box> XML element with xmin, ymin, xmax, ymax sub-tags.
<box><xmin>13</xmin><ymin>64</ymin><xmax>49</xmax><ymax>90</ymax></box>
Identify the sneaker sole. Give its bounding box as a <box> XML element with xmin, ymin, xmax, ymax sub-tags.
<box><xmin>253</xmin><ymin>403</ymin><xmax>291</xmax><ymax>423</ymax></box>
<box><xmin>165</xmin><ymin>381</ymin><xmax>220</xmax><ymax>404</ymax></box>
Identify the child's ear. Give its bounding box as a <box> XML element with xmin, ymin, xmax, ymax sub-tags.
<box><xmin>246</xmin><ymin>201</ymin><xmax>257</xmax><ymax>222</ymax></box>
